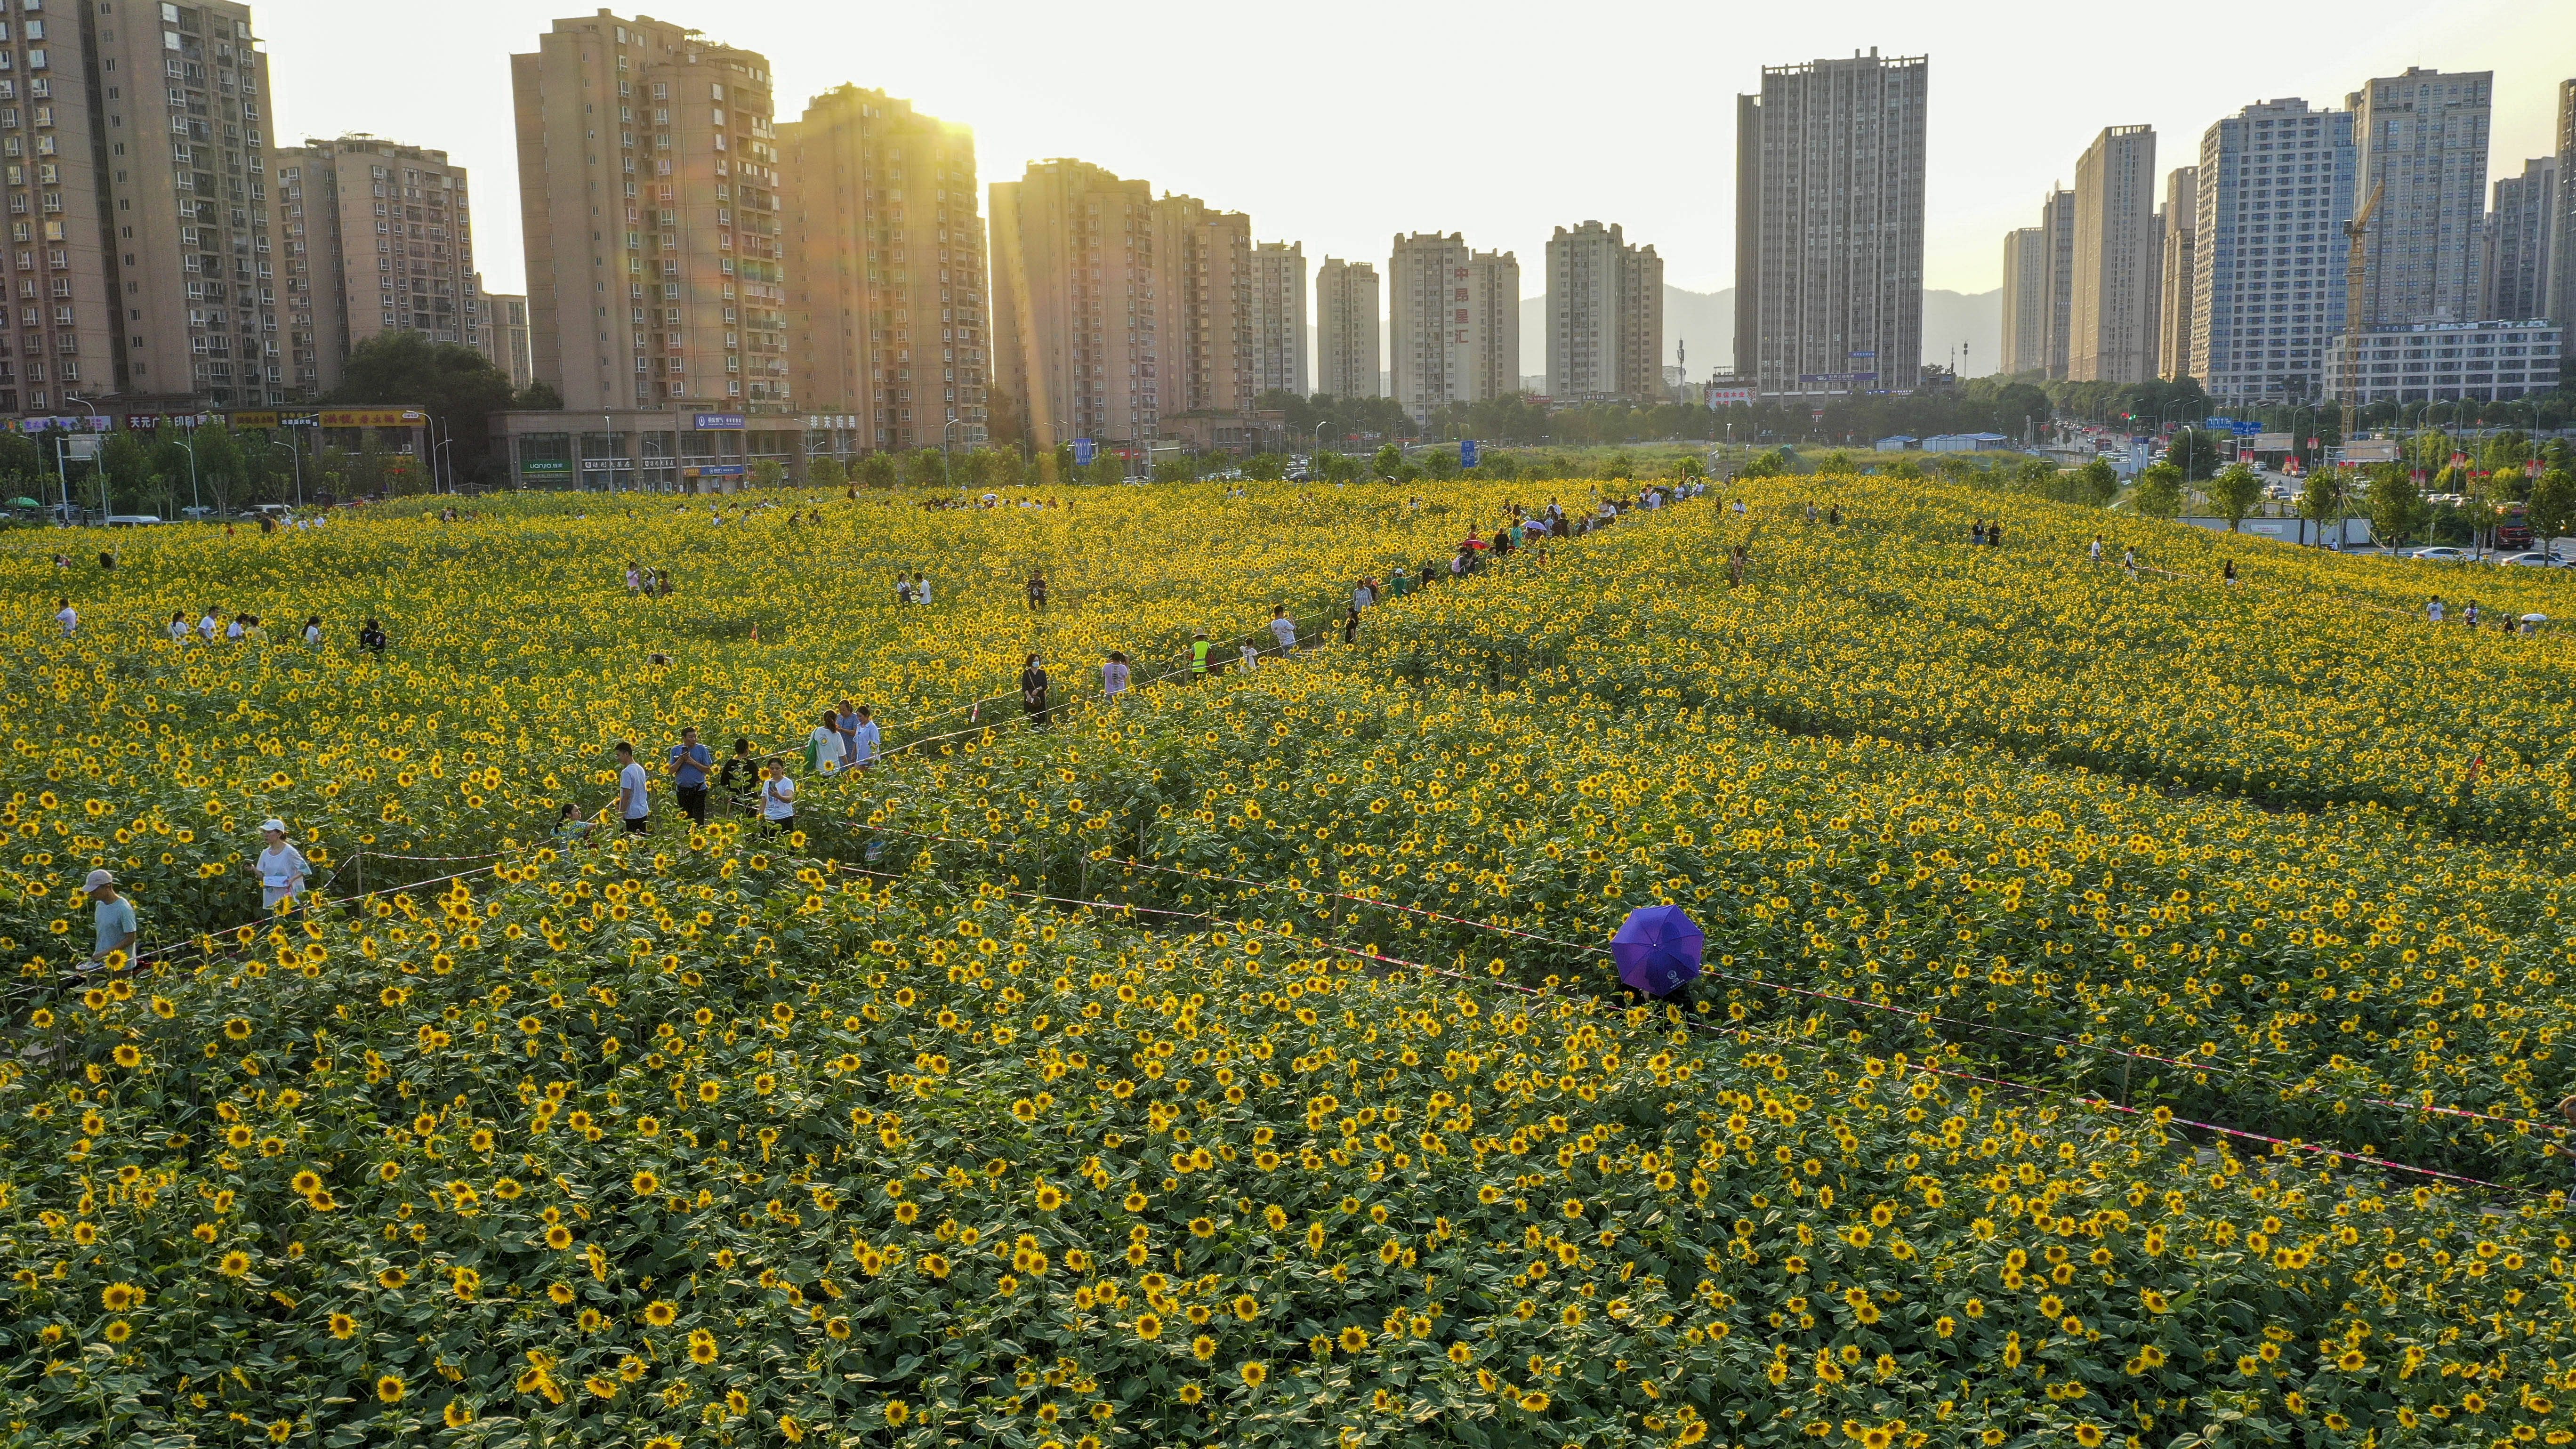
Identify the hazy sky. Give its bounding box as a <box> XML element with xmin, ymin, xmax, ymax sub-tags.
<box><xmin>262</xmin><ymin>0</ymin><xmax>2572</xmax><ymax>303</ymax></box>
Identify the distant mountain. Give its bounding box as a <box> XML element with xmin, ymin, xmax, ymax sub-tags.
<box><xmin>1516</xmin><ymin>285</ymin><xmax>2003</xmax><ymax>381</ymax></box>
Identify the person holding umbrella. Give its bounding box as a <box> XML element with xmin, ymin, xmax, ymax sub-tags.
<box><xmin>1611</xmin><ymin>905</ymin><xmax>1703</xmax><ymax>1002</ymax></box>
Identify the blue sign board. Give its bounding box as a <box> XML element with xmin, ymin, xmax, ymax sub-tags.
<box><xmin>1847</xmin><ymin>351</ymin><xmax>1877</xmax><ymax>359</ymax></box>
<box><xmin>693</xmin><ymin>464</ymin><xmax>748</xmax><ymax>477</ymax></box>
<box><xmin>1796</xmin><ymin>372</ymin><xmax>1880</xmax><ymax>384</ymax></box>
<box><xmin>1072</xmin><ymin>437</ymin><xmax>1095</xmax><ymax>467</ymax></box>
<box><xmin>691</xmin><ymin>412</ymin><xmax>746</xmax><ymax>429</ymax></box>
<box><xmin>1460</xmin><ymin>439</ymin><xmax>1479</xmax><ymax>468</ymax></box>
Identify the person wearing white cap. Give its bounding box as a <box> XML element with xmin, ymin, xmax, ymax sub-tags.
<box><xmin>255</xmin><ymin>819</ymin><xmax>309</xmax><ymax>910</ymax></box>
<box><xmin>84</xmin><ymin>869</ymin><xmax>137</xmax><ymax>970</ymax></box>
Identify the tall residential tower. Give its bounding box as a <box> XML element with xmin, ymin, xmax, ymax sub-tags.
<box><xmin>987</xmin><ymin>158</ymin><xmax>1156</xmax><ymax>447</ymax></box>
<box><xmin>2348</xmin><ymin>67</ymin><xmax>2492</xmax><ymax>327</ymax></box>
<box><xmin>511</xmin><ymin>13</ymin><xmax>787</xmax><ymax>413</ymax></box>
<box><xmin>1248</xmin><ymin>241</ymin><xmax>1307</xmax><ymax>398</ymax></box>
<box><xmin>1388</xmin><ymin>232</ymin><xmax>1515</xmax><ymax>424</ymax></box>
<box><xmin>779</xmin><ymin>84</ymin><xmax>985</xmax><ymax>451</ymax></box>
<box><xmin>1314</xmin><ymin>258</ymin><xmax>1378</xmax><ymax>400</ymax></box>
<box><xmin>1544</xmin><ymin>220</ymin><xmax>1662</xmax><ymax>402</ymax></box>
<box><xmin>1734</xmin><ymin>49</ymin><xmax>1926</xmax><ymax>396</ymax></box>
<box><xmin>276</xmin><ymin>136</ymin><xmax>479</xmax><ymax>396</ymax></box>
<box><xmin>2068</xmin><ymin>125</ymin><xmax>2157</xmax><ymax>383</ymax></box>
<box><xmin>2191</xmin><ymin>97</ymin><xmax>2355</xmax><ymax>401</ymax></box>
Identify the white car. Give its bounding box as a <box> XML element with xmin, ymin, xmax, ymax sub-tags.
<box><xmin>2409</xmin><ymin>546</ymin><xmax>2475</xmax><ymax>562</ymax></box>
<box><xmin>2491</xmin><ymin>552</ymin><xmax>2563</xmax><ymax>568</ymax></box>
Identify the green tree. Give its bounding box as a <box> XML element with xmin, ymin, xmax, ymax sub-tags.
<box><xmin>2297</xmin><ymin>468</ymin><xmax>2347</xmax><ymax>544</ymax></box>
<box><xmin>98</xmin><ymin>431</ymin><xmax>152</xmax><ymax>516</ymax></box>
<box><xmin>904</xmin><ymin>449</ymin><xmax>948</xmax><ymax>489</ymax></box>
<box><xmin>1151</xmin><ymin>452</ymin><xmax>1195</xmax><ymax>483</ymax></box>
<box><xmin>1084</xmin><ymin>455</ymin><xmax>1125</xmax><ymax>488</ymax></box>
<box><xmin>2131</xmin><ymin>462</ymin><xmax>2184</xmax><ymax>519</ymax></box>
<box><xmin>1481</xmin><ymin>453</ymin><xmax>1523</xmax><ymax>482</ymax></box>
<box><xmin>515</xmin><ymin>380</ymin><xmax>564</xmax><ymax>410</ymax></box>
<box><xmin>807</xmin><ymin>456</ymin><xmax>847</xmax><ymax>490</ymax></box>
<box><xmin>2527</xmin><ymin>468</ymin><xmax>2576</xmax><ymax>559</ymax></box>
<box><xmin>2366</xmin><ymin>466</ymin><xmax>2426</xmax><ymax>550</ymax></box>
<box><xmin>750</xmin><ymin>459</ymin><xmax>786</xmax><ymax>490</ymax></box>
<box><xmin>194</xmin><ymin>425</ymin><xmax>247</xmax><ymax>509</ymax></box>
<box><xmin>854</xmin><ymin>453</ymin><xmax>899</xmax><ymax>490</ymax></box>
<box><xmin>2074</xmin><ymin>457</ymin><xmax>2120</xmax><ymax>507</ymax></box>
<box><xmin>0</xmin><ymin>431</ymin><xmax>40</xmax><ymax>490</ymax></box>
<box><xmin>2206</xmin><ymin>463</ymin><xmax>2264</xmax><ymax>531</ymax></box>
<box><xmin>1673</xmin><ymin>455</ymin><xmax>1706</xmax><ymax>481</ymax></box>
<box><xmin>1242</xmin><ymin>452</ymin><xmax>1287</xmax><ymax>483</ymax></box>
<box><xmin>1373</xmin><ymin>443</ymin><xmax>1404</xmax><ymax>481</ymax></box>
<box><xmin>1420</xmin><ymin>446</ymin><xmax>1461</xmax><ymax>482</ymax></box>
<box><xmin>324</xmin><ymin>330</ymin><xmax>518</xmax><ymax>482</ymax></box>
<box><xmin>2165</xmin><ymin>430</ymin><xmax>2222</xmax><ymax>482</ymax></box>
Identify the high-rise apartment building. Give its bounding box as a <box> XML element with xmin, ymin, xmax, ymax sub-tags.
<box><xmin>2348</xmin><ymin>67</ymin><xmax>2492</xmax><ymax>327</ymax></box>
<box><xmin>512</xmin><ymin>14</ymin><xmax>787</xmax><ymax>414</ymax></box>
<box><xmin>0</xmin><ymin>0</ymin><xmax>288</xmax><ymax>415</ymax></box>
<box><xmin>478</xmin><ymin>286</ymin><xmax>534</xmax><ymax>390</ymax></box>
<box><xmin>988</xmin><ymin>158</ymin><xmax>1156</xmax><ymax>447</ymax></box>
<box><xmin>779</xmin><ymin>84</ymin><xmax>984</xmax><ymax>451</ymax></box>
<box><xmin>2552</xmin><ymin>81</ymin><xmax>2575</xmax><ymax>362</ymax></box>
<box><xmin>276</xmin><ymin>136</ymin><xmax>478</xmax><ymax>396</ymax></box>
<box><xmin>1314</xmin><ymin>258</ymin><xmax>1378</xmax><ymax>400</ymax></box>
<box><xmin>1544</xmin><ymin>220</ymin><xmax>1662</xmax><ymax>402</ymax></box>
<box><xmin>2067</xmin><ymin>126</ymin><xmax>2157</xmax><ymax>383</ymax></box>
<box><xmin>1154</xmin><ymin>194</ymin><xmax>1252</xmax><ymax>416</ymax></box>
<box><xmin>1249</xmin><ymin>241</ymin><xmax>1306</xmax><ymax>398</ymax></box>
<box><xmin>2038</xmin><ymin>189</ymin><xmax>2077</xmax><ymax>380</ymax></box>
<box><xmin>1388</xmin><ymin>232</ymin><xmax>1515</xmax><ymax>424</ymax></box>
<box><xmin>2481</xmin><ymin>157</ymin><xmax>2557</xmax><ymax>322</ymax></box>
<box><xmin>1734</xmin><ymin>49</ymin><xmax>1926</xmax><ymax>396</ymax></box>
<box><xmin>2156</xmin><ymin>168</ymin><xmax>2198</xmax><ymax>380</ymax></box>
<box><xmin>2191</xmin><ymin>97</ymin><xmax>2356</xmax><ymax>401</ymax></box>
<box><xmin>1999</xmin><ymin>228</ymin><xmax>2046</xmax><ymax>376</ymax></box>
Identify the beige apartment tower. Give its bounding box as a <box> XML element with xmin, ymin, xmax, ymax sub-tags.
<box><xmin>512</xmin><ymin>13</ymin><xmax>787</xmax><ymax>414</ymax></box>
<box><xmin>2037</xmin><ymin>189</ymin><xmax>2077</xmax><ymax>380</ymax></box>
<box><xmin>1389</xmin><ymin>232</ymin><xmax>1515</xmax><ymax>425</ymax></box>
<box><xmin>1154</xmin><ymin>193</ymin><xmax>1253</xmax><ymax>417</ymax></box>
<box><xmin>1544</xmin><ymin>220</ymin><xmax>1661</xmax><ymax>402</ymax></box>
<box><xmin>276</xmin><ymin>136</ymin><xmax>479</xmax><ymax>396</ymax></box>
<box><xmin>481</xmin><ymin>288</ymin><xmax>534</xmax><ymax>390</ymax></box>
<box><xmin>1999</xmin><ymin>228</ymin><xmax>2045</xmax><ymax>375</ymax></box>
<box><xmin>2156</xmin><ymin>167</ymin><xmax>2197</xmax><ymax>380</ymax></box>
<box><xmin>0</xmin><ymin>0</ymin><xmax>288</xmax><ymax>415</ymax></box>
<box><xmin>780</xmin><ymin>84</ymin><xmax>985</xmax><ymax>451</ymax></box>
<box><xmin>2069</xmin><ymin>125</ymin><xmax>2157</xmax><ymax>383</ymax></box>
<box><xmin>1315</xmin><ymin>258</ymin><xmax>1377</xmax><ymax>399</ymax></box>
<box><xmin>988</xmin><ymin>158</ymin><xmax>1157</xmax><ymax>447</ymax></box>
<box><xmin>1249</xmin><ymin>241</ymin><xmax>1306</xmax><ymax>398</ymax></box>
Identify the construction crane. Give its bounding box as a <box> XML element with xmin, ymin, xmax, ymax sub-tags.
<box><xmin>2338</xmin><ymin>179</ymin><xmax>2384</xmax><ymax>429</ymax></box>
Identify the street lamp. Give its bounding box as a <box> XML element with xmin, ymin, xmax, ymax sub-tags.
<box><xmin>63</xmin><ymin>394</ymin><xmax>104</xmax><ymax>517</ymax></box>
<box><xmin>171</xmin><ymin>436</ymin><xmax>200</xmax><ymax>517</ymax></box>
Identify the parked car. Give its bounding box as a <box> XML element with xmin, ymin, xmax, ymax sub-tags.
<box><xmin>2408</xmin><ymin>546</ymin><xmax>2475</xmax><ymax>562</ymax></box>
<box><xmin>103</xmin><ymin>514</ymin><xmax>165</xmax><ymax>527</ymax></box>
<box><xmin>2490</xmin><ymin>552</ymin><xmax>2563</xmax><ymax>567</ymax></box>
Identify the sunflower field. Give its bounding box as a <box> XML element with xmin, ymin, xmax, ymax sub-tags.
<box><xmin>7</xmin><ymin>478</ymin><xmax>2576</xmax><ymax>1449</ymax></box>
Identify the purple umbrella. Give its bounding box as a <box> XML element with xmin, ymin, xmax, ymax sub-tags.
<box><xmin>1612</xmin><ymin>905</ymin><xmax>1703</xmax><ymax>997</ymax></box>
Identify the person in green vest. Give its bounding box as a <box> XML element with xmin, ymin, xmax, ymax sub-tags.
<box><xmin>1189</xmin><ymin>629</ymin><xmax>1214</xmax><ymax>681</ymax></box>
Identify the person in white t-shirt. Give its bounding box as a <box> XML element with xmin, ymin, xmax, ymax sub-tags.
<box><xmin>168</xmin><ymin>611</ymin><xmax>191</xmax><ymax>643</ymax></box>
<box><xmin>760</xmin><ymin>762</ymin><xmax>798</xmax><ymax>836</ymax></box>
<box><xmin>198</xmin><ymin>610</ymin><xmax>221</xmax><ymax>642</ymax></box>
<box><xmin>614</xmin><ymin>741</ymin><xmax>651</xmax><ymax>833</ymax></box>
<box><xmin>54</xmin><ymin>599</ymin><xmax>77</xmax><ymax>636</ymax></box>
<box><xmin>1268</xmin><ymin>604</ymin><xmax>1296</xmax><ymax>653</ymax></box>
<box><xmin>254</xmin><ymin>818</ymin><xmax>310</xmax><ymax>910</ymax></box>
